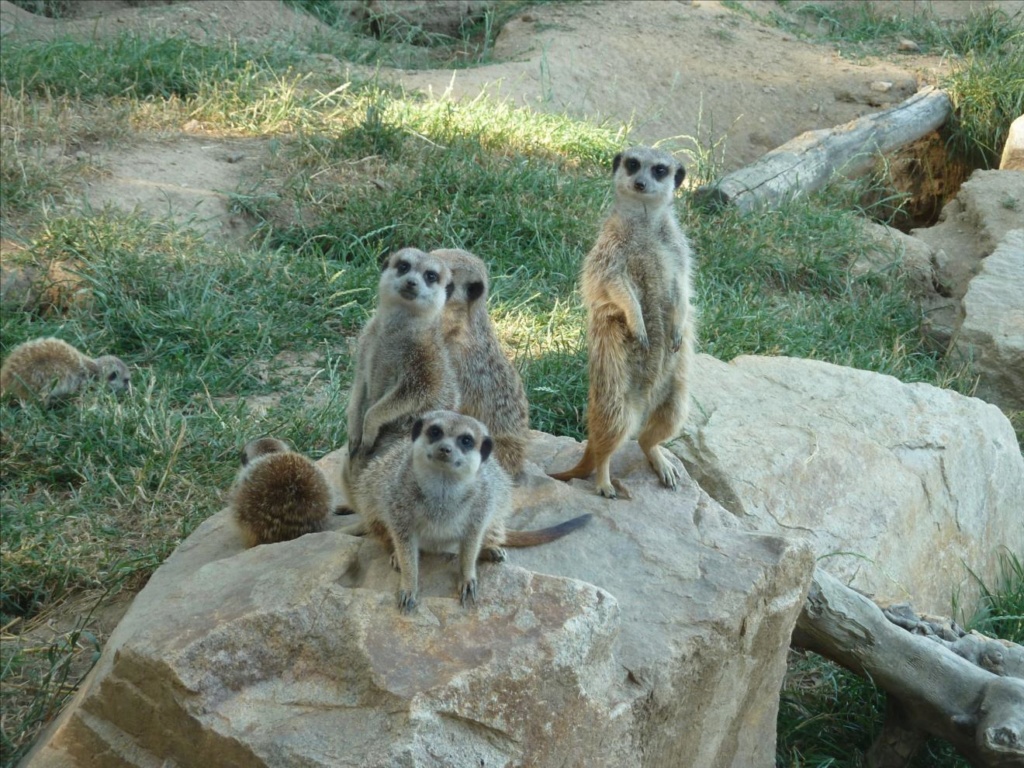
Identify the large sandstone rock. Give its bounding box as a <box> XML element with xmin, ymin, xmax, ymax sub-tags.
<box><xmin>956</xmin><ymin>229</ymin><xmax>1024</xmax><ymax>411</ymax></box>
<box><xmin>674</xmin><ymin>354</ymin><xmax>1024</xmax><ymax>615</ymax></box>
<box><xmin>1001</xmin><ymin>114</ymin><xmax>1024</xmax><ymax>171</ymax></box>
<box><xmin>23</xmin><ymin>437</ymin><xmax>813</xmax><ymax>768</ymax></box>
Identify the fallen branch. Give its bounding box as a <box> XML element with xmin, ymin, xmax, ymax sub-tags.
<box><xmin>695</xmin><ymin>87</ymin><xmax>952</xmax><ymax>214</ymax></box>
<box><xmin>792</xmin><ymin>568</ymin><xmax>1024</xmax><ymax>768</ymax></box>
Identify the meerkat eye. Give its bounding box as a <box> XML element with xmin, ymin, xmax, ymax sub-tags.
<box><xmin>107</xmin><ymin>371</ymin><xmax>118</xmax><ymax>382</ymax></box>
<box><xmin>652</xmin><ymin>164</ymin><xmax>669</xmax><ymax>179</ymax></box>
<box><xmin>396</xmin><ymin>260</ymin><xmax>411</xmax><ymax>274</ymax></box>
<box><xmin>424</xmin><ymin>270</ymin><xmax>439</xmax><ymax>284</ymax></box>
<box><xmin>458</xmin><ymin>434</ymin><xmax>475</xmax><ymax>450</ymax></box>
<box><xmin>624</xmin><ymin>158</ymin><xmax>640</xmax><ymax>174</ymax></box>
<box><xmin>426</xmin><ymin>425</ymin><xmax>443</xmax><ymax>441</ymax></box>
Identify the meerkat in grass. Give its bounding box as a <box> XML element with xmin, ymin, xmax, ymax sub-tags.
<box><xmin>0</xmin><ymin>336</ymin><xmax>130</xmax><ymax>406</ymax></box>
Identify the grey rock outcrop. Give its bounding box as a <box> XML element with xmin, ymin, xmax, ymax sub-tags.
<box><xmin>674</xmin><ymin>354</ymin><xmax>1024</xmax><ymax>616</ymax></box>
<box><xmin>956</xmin><ymin>229</ymin><xmax>1024</xmax><ymax>411</ymax></box>
<box><xmin>23</xmin><ymin>438</ymin><xmax>813</xmax><ymax>768</ymax></box>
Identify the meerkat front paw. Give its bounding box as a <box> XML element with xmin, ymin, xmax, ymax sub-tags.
<box><xmin>634</xmin><ymin>328</ymin><xmax>650</xmax><ymax>352</ymax></box>
<box><xmin>670</xmin><ymin>327</ymin><xmax>683</xmax><ymax>353</ymax></box>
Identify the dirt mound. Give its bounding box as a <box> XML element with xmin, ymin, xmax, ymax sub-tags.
<box><xmin>0</xmin><ymin>0</ymin><xmax>333</xmax><ymax>43</ymax></box>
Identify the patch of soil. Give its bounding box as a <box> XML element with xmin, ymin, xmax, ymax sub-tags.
<box><xmin>79</xmin><ymin>134</ymin><xmax>267</xmax><ymax>243</ymax></box>
<box><xmin>3</xmin><ymin>0</ymin><xmax>1019</xmax><ymax>239</ymax></box>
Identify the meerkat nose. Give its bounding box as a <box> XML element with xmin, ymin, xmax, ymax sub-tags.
<box><xmin>634</xmin><ymin>180</ymin><xmax>646</xmax><ymax>191</ymax></box>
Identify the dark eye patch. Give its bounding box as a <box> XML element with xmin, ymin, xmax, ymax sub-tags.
<box><xmin>458</xmin><ymin>434</ymin><xmax>475</xmax><ymax>451</ymax></box>
<box><xmin>652</xmin><ymin>164</ymin><xmax>669</xmax><ymax>179</ymax></box>
<box><xmin>396</xmin><ymin>260</ymin><xmax>411</xmax><ymax>274</ymax></box>
<box><xmin>426</xmin><ymin>425</ymin><xmax>444</xmax><ymax>441</ymax></box>
<box><xmin>625</xmin><ymin>158</ymin><xmax>640</xmax><ymax>174</ymax></box>
<box><xmin>424</xmin><ymin>270</ymin><xmax>439</xmax><ymax>284</ymax></box>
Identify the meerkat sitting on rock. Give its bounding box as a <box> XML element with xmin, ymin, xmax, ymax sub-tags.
<box><xmin>345</xmin><ymin>247</ymin><xmax>460</xmax><ymax>463</ymax></box>
<box><xmin>230</xmin><ymin>437</ymin><xmax>334</xmax><ymax>548</ymax></box>
<box><xmin>430</xmin><ymin>248</ymin><xmax>530</xmax><ymax>478</ymax></box>
<box><xmin>341</xmin><ymin>410</ymin><xmax>591</xmax><ymax>613</ymax></box>
<box><xmin>0</xmin><ymin>336</ymin><xmax>131</xmax><ymax>406</ymax></box>
<box><xmin>549</xmin><ymin>145</ymin><xmax>696</xmax><ymax>499</ymax></box>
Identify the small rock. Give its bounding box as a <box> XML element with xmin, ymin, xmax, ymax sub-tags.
<box><xmin>870</xmin><ymin>81</ymin><xmax>893</xmax><ymax>93</ymax></box>
<box><xmin>182</xmin><ymin>119</ymin><xmax>201</xmax><ymax>132</ymax></box>
<box><xmin>898</xmin><ymin>38</ymin><xmax>920</xmax><ymax>52</ymax></box>
<box><xmin>222</xmin><ymin>152</ymin><xmax>245</xmax><ymax>164</ymax></box>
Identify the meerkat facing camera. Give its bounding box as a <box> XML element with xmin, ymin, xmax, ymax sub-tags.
<box><xmin>0</xmin><ymin>336</ymin><xmax>130</xmax><ymax>406</ymax></box>
<box><xmin>230</xmin><ymin>437</ymin><xmax>334</xmax><ymax>548</ymax></box>
<box><xmin>430</xmin><ymin>248</ymin><xmax>530</xmax><ymax>477</ymax></box>
<box><xmin>345</xmin><ymin>248</ymin><xmax>460</xmax><ymax>461</ymax></box>
<box><xmin>549</xmin><ymin>145</ymin><xmax>696</xmax><ymax>499</ymax></box>
<box><xmin>341</xmin><ymin>410</ymin><xmax>590</xmax><ymax>613</ymax></box>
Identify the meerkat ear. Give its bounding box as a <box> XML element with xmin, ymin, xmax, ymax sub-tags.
<box><xmin>445</xmin><ymin>281</ymin><xmax>455</xmax><ymax>301</ymax></box>
<box><xmin>411</xmin><ymin>418</ymin><xmax>425</xmax><ymax>441</ymax></box>
<box><xmin>239</xmin><ymin>447</ymin><xmax>250</xmax><ymax>467</ymax></box>
<box><xmin>674</xmin><ymin>165</ymin><xmax>686</xmax><ymax>189</ymax></box>
<box><xmin>612</xmin><ymin>152</ymin><xmax>623</xmax><ymax>174</ymax></box>
<box><xmin>467</xmin><ymin>281</ymin><xmax>485</xmax><ymax>303</ymax></box>
<box><xmin>479</xmin><ymin>436</ymin><xmax>493</xmax><ymax>463</ymax></box>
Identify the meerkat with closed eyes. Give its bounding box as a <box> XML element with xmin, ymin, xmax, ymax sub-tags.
<box><xmin>341</xmin><ymin>248</ymin><xmax>461</xmax><ymax>507</ymax></box>
<box><xmin>549</xmin><ymin>145</ymin><xmax>696</xmax><ymax>499</ymax></box>
<box><xmin>0</xmin><ymin>336</ymin><xmax>131</xmax><ymax>406</ymax></box>
<box><xmin>430</xmin><ymin>248</ymin><xmax>530</xmax><ymax>477</ymax></box>
<box><xmin>341</xmin><ymin>410</ymin><xmax>590</xmax><ymax>613</ymax></box>
<box><xmin>230</xmin><ymin>437</ymin><xmax>334</xmax><ymax>548</ymax></box>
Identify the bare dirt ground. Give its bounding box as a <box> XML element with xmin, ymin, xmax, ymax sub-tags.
<box><xmin>2</xmin><ymin>0</ymin><xmax>1020</xmax><ymax>241</ymax></box>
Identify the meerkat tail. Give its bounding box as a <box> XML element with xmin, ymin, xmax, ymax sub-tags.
<box><xmin>547</xmin><ymin>444</ymin><xmax>596</xmax><ymax>481</ymax></box>
<box><xmin>503</xmin><ymin>513</ymin><xmax>592</xmax><ymax>547</ymax></box>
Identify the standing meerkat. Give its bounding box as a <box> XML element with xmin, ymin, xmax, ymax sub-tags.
<box><xmin>230</xmin><ymin>437</ymin><xmax>334</xmax><ymax>548</ymax></box>
<box><xmin>549</xmin><ymin>145</ymin><xmax>696</xmax><ymax>499</ymax></box>
<box><xmin>342</xmin><ymin>410</ymin><xmax>590</xmax><ymax>613</ymax></box>
<box><xmin>430</xmin><ymin>248</ymin><xmax>530</xmax><ymax>477</ymax></box>
<box><xmin>345</xmin><ymin>247</ymin><xmax>460</xmax><ymax>463</ymax></box>
<box><xmin>0</xmin><ymin>336</ymin><xmax>131</xmax><ymax>406</ymax></box>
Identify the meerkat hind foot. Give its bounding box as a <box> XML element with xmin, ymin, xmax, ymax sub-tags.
<box><xmin>460</xmin><ymin>578</ymin><xmax>478</xmax><ymax>606</ymax></box>
<box><xmin>598</xmin><ymin>478</ymin><xmax>632</xmax><ymax>500</ymax></box>
<box><xmin>479</xmin><ymin>547</ymin><xmax>507</xmax><ymax>563</ymax></box>
<box><xmin>647</xmin><ymin>446</ymin><xmax>681</xmax><ymax>490</ymax></box>
<box><xmin>398</xmin><ymin>590</ymin><xmax>417</xmax><ymax>614</ymax></box>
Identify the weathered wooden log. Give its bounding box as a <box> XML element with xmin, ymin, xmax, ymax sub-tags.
<box><xmin>792</xmin><ymin>568</ymin><xmax>1024</xmax><ymax>768</ymax></box>
<box><xmin>695</xmin><ymin>86</ymin><xmax>952</xmax><ymax>214</ymax></box>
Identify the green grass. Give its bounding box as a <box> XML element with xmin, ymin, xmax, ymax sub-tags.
<box><xmin>0</xmin><ymin>11</ymin><xmax>1018</xmax><ymax>768</ymax></box>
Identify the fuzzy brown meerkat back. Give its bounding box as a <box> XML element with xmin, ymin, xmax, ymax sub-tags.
<box><xmin>230</xmin><ymin>437</ymin><xmax>334</xmax><ymax>548</ymax></box>
<box><xmin>549</xmin><ymin>145</ymin><xmax>696</xmax><ymax>499</ymax></box>
<box><xmin>341</xmin><ymin>410</ymin><xmax>590</xmax><ymax>613</ymax></box>
<box><xmin>0</xmin><ymin>336</ymin><xmax>131</xmax><ymax>406</ymax></box>
<box><xmin>430</xmin><ymin>248</ymin><xmax>530</xmax><ymax>477</ymax></box>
